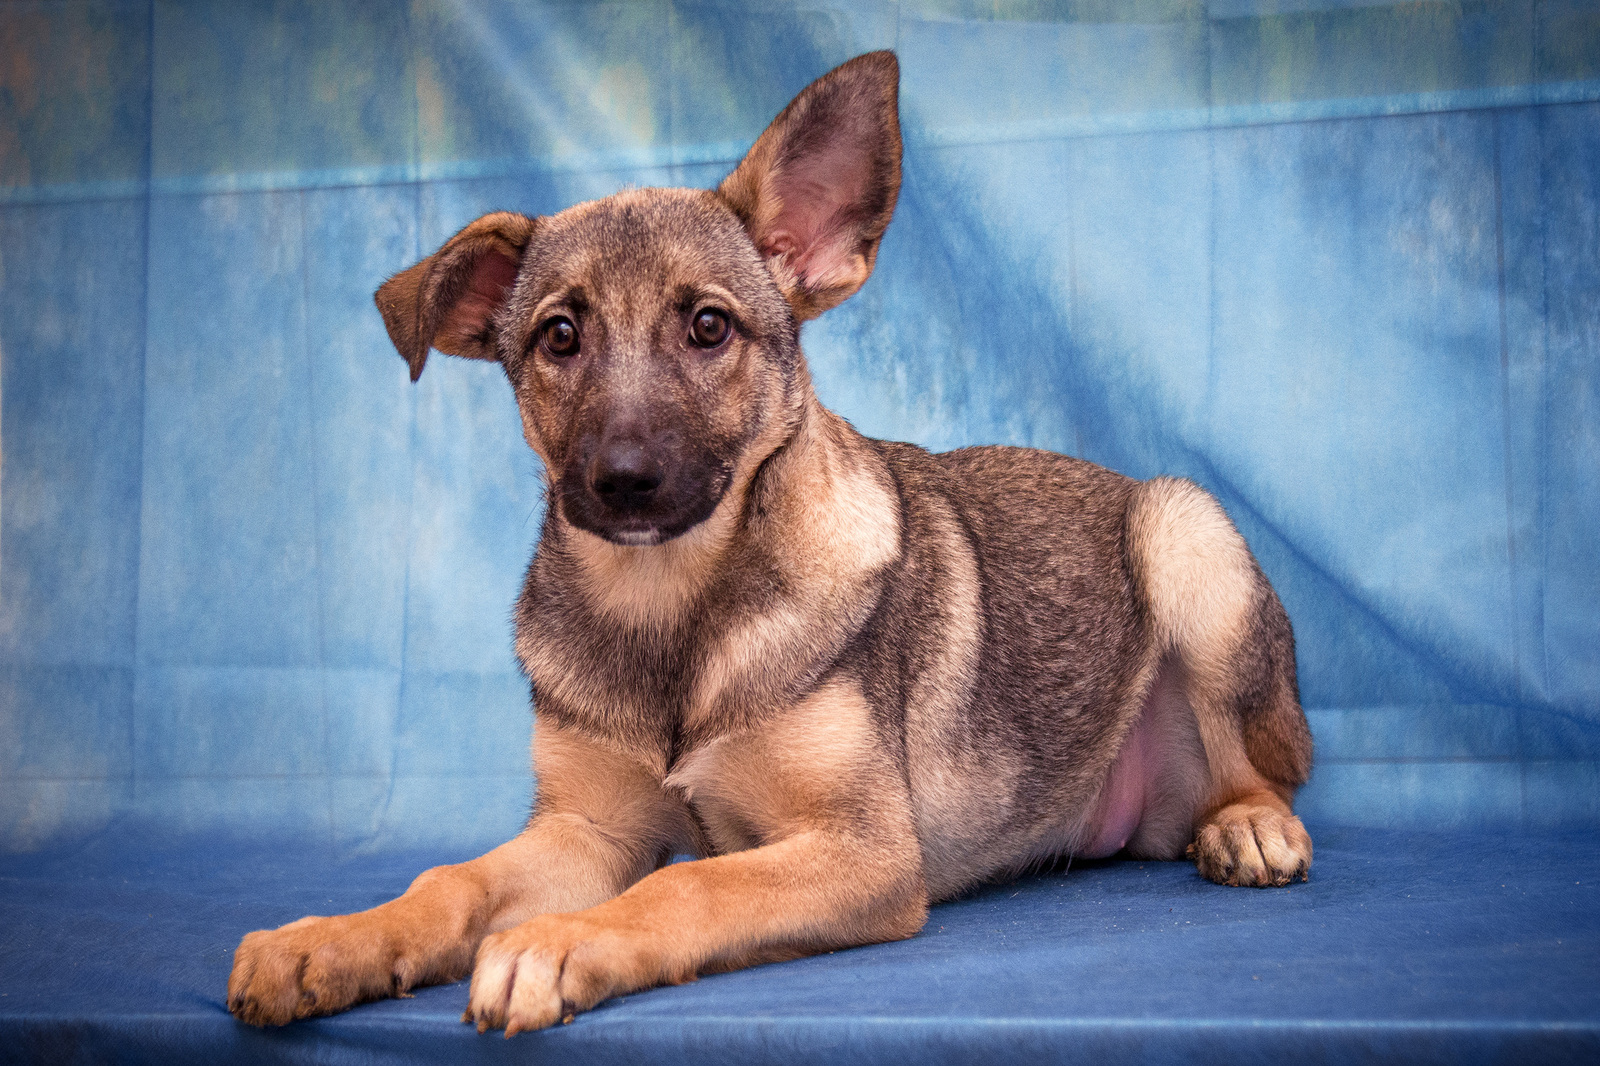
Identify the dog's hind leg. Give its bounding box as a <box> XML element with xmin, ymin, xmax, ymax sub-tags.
<box><xmin>1126</xmin><ymin>477</ymin><xmax>1314</xmax><ymax>887</ymax></box>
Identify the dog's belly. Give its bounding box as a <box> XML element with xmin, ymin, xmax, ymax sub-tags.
<box><xmin>1075</xmin><ymin>703</ymin><xmax>1156</xmax><ymax>859</ymax></box>
<box><xmin>1070</xmin><ymin>658</ymin><xmax>1207</xmax><ymax>864</ymax></box>
<box><xmin>909</xmin><ymin>658</ymin><xmax>1205</xmax><ymax>898</ymax></box>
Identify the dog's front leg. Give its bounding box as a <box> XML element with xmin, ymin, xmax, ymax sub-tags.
<box><xmin>229</xmin><ymin>725</ymin><xmax>680</xmax><ymax>1026</ymax></box>
<box><xmin>466</xmin><ymin>680</ymin><xmax>928</xmax><ymax>1034</ymax></box>
<box><xmin>466</xmin><ymin>826</ymin><xmax>928</xmax><ymax>1035</ymax></box>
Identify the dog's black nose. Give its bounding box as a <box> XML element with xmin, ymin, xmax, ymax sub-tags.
<box><xmin>590</xmin><ymin>442</ymin><xmax>664</xmax><ymax>512</ymax></box>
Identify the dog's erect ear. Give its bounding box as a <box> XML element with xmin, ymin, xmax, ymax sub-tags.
<box><xmin>718</xmin><ymin>51</ymin><xmax>901</xmax><ymax>321</ymax></box>
<box><xmin>374</xmin><ymin>211</ymin><xmax>539</xmax><ymax>381</ymax></box>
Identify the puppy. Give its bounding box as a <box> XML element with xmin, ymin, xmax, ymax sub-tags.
<box><xmin>228</xmin><ymin>50</ymin><xmax>1312</xmax><ymax>1035</ymax></box>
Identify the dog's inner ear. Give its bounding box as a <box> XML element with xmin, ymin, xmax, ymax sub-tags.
<box><xmin>374</xmin><ymin>211</ymin><xmax>538</xmax><ymax>381</ymax></box>
<box><xmin>718</xmin><ymin>51</ymin><xmax>902</xmax><ymax>321</ymax></box>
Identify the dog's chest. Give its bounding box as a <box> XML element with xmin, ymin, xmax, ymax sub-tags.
<box><xmin>514</xmin><ymin>603</ymin><xmax>775</xmax><ymax>759</ymax></box>
<box><xmin>662</xmin><ymin>676</ymin><xmax>902</xmax><ymax>856</ymax></box>
<box><xmin>519</xmin><ymin>584</ymin><xmax>878</xmax><ymax>766</ymax></box>
<box><xmin>517</xmin><ymin>615</ymin><xmax>694</xmax><ymax>756</ymax></box>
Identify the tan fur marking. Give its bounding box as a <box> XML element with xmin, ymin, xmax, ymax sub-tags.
<box><xmin>532</xmin><ymin>719</ymin><xmax>688</xmax><ymax>846</ymax></box>
<box><xmin>467</xmin><ymin>826</ymin><xmax>926</xmax><ymax>1035</ymax></box>
<box><xmin>899</xmin><ymin>495</ymin><xmax>1003</xmax><ymax>899</ymax></box>
<box><xmin>1127</xmin><ymin>477</ymin><xmax>1254</xmax><ymax>664</ymax></box>
<box><xmin>1126</xmin><ymin>478</ymin><xmax>1310</xmax><ymax>885</ymax></box>
<box><xmin>686</xmin><ymin>401</ymin><xmax>898</xmax><ymax>728</ymax></box>
<box><xmin>778</xmin><ymin>407</ymin><xmax>900</xmax><ymax>576</ymax></box>
<box><xmin>1127</xmin><ymin>477</ymin><xmax>1266</xmax><ymax>797</ymax></box>
<box><xmin>562</xmin><ymin>500</ymin><xmax>741</xmax><ymax>630</ymax></box>
<box><xmin>227</xmin><ymin>722</ymin><xmax>689</xmax><ymax>1027</ymax></box>
<box><xmin>467</xmin><ymin>678</ymin><xmax>925</xmax><ymax>1034</ymax></box>
<box><xmin>688</xmin><ymin>607</ymin><xmax>810</xmax><ymax>735</ymax></box>
<box><xmin>515</xmin><ymin>412</ymin><xmax>554</xmax><ymax>471</ymax></box>
<box><xmin>669</xmin><ymin>677</ymin><xmax>909</xmax><ymax>850</ymax></box>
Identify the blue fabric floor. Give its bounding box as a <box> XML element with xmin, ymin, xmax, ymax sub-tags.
<box><xmin>2</xmin><ymin>827</ymin><xmax>1596</xmax><ymax>1065</ymax></box>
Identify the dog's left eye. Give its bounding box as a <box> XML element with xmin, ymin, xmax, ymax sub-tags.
<box><xmin>689</xmin><ymin>308</ymin><xmax>731</xmax><ymax>349</ymax></box>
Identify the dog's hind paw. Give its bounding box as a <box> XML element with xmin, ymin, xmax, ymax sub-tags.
<box><xmin>1188</xmin><ymin>801</ymin><xmax>1312</xmax><ymax>887</ymax></box>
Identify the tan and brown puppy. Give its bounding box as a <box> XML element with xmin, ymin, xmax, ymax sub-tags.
<box><xmin>227</xmin><ymin>51</ymin><xmax>1313</xmax><ymax>1036</ymax></box>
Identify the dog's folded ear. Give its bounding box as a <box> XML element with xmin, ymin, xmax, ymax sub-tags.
<box><xmin>718</xmin><ymin>51</ymin><xmax>901</xmax><ymax>321</ymax></box>
<box><xmin>374</xmin><ymin>211</ymin><xmax>539</xmax><ymax>381</ymax></box>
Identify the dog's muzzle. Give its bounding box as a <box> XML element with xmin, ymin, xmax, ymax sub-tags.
<box><xmin>589</xmin><ymin>440</ymin><xmax>665</xmax><ymax>515</ymax></box>
<box><xmin>558</xmin><ymin>431</ymin><xmax>731</xmax><ymax>546</ymax></box>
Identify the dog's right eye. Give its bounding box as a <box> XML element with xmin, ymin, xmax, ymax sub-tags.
<box><xmin>541</xmin><ymin>317</ymin><xmax>580</xmax><ymax>358</ymax></box>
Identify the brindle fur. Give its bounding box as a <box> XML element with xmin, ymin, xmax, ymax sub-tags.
<box><xmin>228</xmin><ymin>51</ymin><xmax>1313</xmax><ymax>1034</ymax></box>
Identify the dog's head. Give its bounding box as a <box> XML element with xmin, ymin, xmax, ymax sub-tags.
<box><xmin>375</xmin><ymin>52</ymin><xmax>901</xmax><ymax>546</ymax></box>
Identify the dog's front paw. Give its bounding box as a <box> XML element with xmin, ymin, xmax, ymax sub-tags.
<box><xmin>228</xmin><ymin>913</ymin><xmax>437</xmax><ymax>1026</ymax></box>
<box><xmin>1188</xmin><ymin>802</ymin><xmax>1312</xmax><ymax>887</ymax></box>
<box><xmin>466</xmin><ymin>914</ymin><xmax>681</xmax><ymax>1036</ymax></box>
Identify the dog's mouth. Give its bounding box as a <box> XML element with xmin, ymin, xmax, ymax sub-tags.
<box><xmin>556</xmin><ymin>461</ymin><xmax>731</xmax><ymax>547</ymax></box>
<box><xmin>609</xmin><ymin>528</ymin><xmax>665</xmax><ymax>547</ymax></box>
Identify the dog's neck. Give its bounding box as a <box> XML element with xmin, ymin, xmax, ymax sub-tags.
<box><xmin>555</xmin><ymin>381</ymin><xmax>897</xmax><ymax>631</ymax></box>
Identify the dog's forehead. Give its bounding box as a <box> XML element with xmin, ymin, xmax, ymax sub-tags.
<box><xmin>527</xmin><ymin>187</ymin><xmax>760</xmax><ymax>302</ymax></box>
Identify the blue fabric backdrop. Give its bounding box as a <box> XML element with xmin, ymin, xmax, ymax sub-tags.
<box><xmin>1</xmin><ymin>0</ymin><xmax>1597</xmax><ymax>855</ymax></box>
